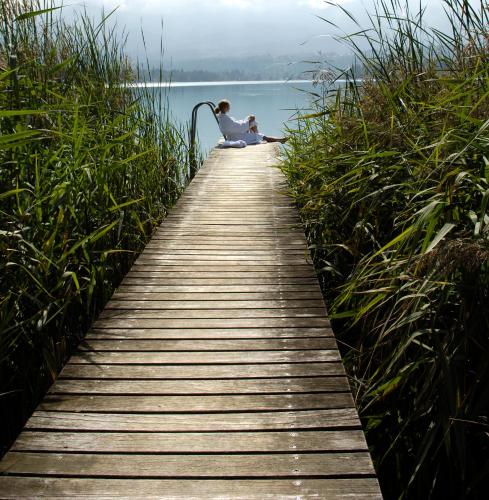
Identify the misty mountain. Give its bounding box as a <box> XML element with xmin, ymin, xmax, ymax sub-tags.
<box><xmin>139</xmin><ymin>52</ymin><xmax>356</xmax><ymax>82</ymax></box>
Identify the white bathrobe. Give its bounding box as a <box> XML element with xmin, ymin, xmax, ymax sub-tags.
<box><xmin>218</xmin><ymin>113</ymin><xmax>265</xmax><ymax>145</ymax></box>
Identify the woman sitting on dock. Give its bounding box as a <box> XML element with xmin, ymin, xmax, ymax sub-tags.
<box><xmin>215</xmin><ymin>99</ymin><xmax>288</xmax><ymax>146</ymax></box>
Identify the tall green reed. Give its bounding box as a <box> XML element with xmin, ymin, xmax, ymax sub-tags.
<box><xmin>0</xmin><ymin>0</ymin><xmax>192</xmax><ymax>454</ymax></box>
<box><xmin>282</xmin><ymin>0</ymin><xmax>489</xmax><ymax>497</ymax></box>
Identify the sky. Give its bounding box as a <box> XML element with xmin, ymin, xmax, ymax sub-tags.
<box><xmin>72</xmin><ymin>0</ymin><xmax>453</xmax><ymax>64</ymax></box>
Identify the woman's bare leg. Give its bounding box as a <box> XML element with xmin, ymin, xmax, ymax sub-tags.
<box><xmin>263</xmin><ymin>136</ymin><xmax>288</xmax><ymax>143</ymax></box>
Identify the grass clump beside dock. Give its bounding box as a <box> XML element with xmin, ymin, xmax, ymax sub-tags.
<box><xmin>0</xmin><ymin>1</ymin><xmax>190</xmax><ymax>454</ymax></box>
<box><xmin>282</xmin><ymin>0</ymin><xmax>489</xmax><ymax>497</ymax></box>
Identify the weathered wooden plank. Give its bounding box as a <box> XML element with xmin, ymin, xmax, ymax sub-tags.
<box><xmin>152</xmin><ymin>228</ymin><xmax>302</xmax><ymax>234</ymax></box>
<box><xmin>156</xmin><ymin>224</ymin><xmax>303</xmax><ymax>229</ymax></box>
<box><xmin>134</xmin><ymin>260</ymin><xmax>312</xmax><ymax>268</ymax></box>
<box><xmin>104</xmin><ymin>299</ymin><xmax>325</xmax><ymax>310</ymax></box>
<box><xmin>145</xmin><ymin>246</ymin><xmax>307</xmax><ymax>252</ymax></box>
<box><xmin>97</xmin><ymin>308</ymin><xmax>326</xmax><ymax>320</ymax></box>
<box><xmin>141</xmin><ymin>250</ymin><xmax>308</xmax><ymax>256</ymax></box>
<box><xmin>175</xmin><ymin>190</ymin><xmax>288</xmax><ymax>194</ymax></box>
<box><xmin>150</xmin><ymin>223</ymin><xmax>302</xmax><ymax>228</ymax></box>
<box><xmin>123</xmin><ymin>275</ymin><xmax>316</xmax><ymax>282</ymax></box>
<box><xmin>173</xmin><ymin>193</ymin><xmax>290</xmax><ymax>196</ymax></box>
<box><xmin>122</xmin><ymin>271</ymin><xmax>316</xmax><ymax>278</ymax></box>
<box><xmin>161</xmin><ymin>212</ymin><xmax>300</xmax><ymax>216</ymax></box>
<box><xmin>165</xmin><ymin>207</ymin><xmax>297</xmax><ymax>211</ymax></box>
<box><xmin>144</xmin><ymin>244</ymin><xmax>308</xmax><ymax>250</ymax></box>
<box><xmin>85</xmin><ymin>327</ymin><xmax>334</xmax><ymax>339</ymax></box>
<box><xmin>145</xmin><ymin>246</ymin><xmax>309</xmax><ymax>253</ymax></box>
<box><xmin>162</xmin><ymin>221</ymin><xmax>302</xmax><ymax>225</ymax></box>
<box><xmin>25</xmin><ymin>408</ymin><xmax>360</xmax><ymax>431</ymax></box>
<box><xmin>38</xmin><ymin>393</ymin><xmax>353</xmax><ymax>413</ymax></box>
<box><xmin>184</xmin><ymin>190</ymin><xmax>289</xmax><ymax>194</ymax></box>
<box><xmin>173</xmin><ymin>193</ymin><xmax>291</xmax><ymax>198</ymax></box>
<box><xmin>134</xmin><ymin>259</ymin><xmax>312</xmax><ymax>267</ymax></box>
<box><xmin>157</xmin><ymin>228</ymin><xmax>302</xmax><ymax>234</ymax></box>
<box><xmin>112</xmin><ymin>291</ymin><xmax>324</xmax><ymax>300</ymax></box>
<box><xmin>124</xmin><ymin>264</ymin><xmax>315</xmax><ymax>276</ymax></box>
<box><xmin>115</xmin><ymin>285</ymin><xmax>322</xmax><ymax>294</ymax></box>
<box><xmin>0</xmin><ymin>477</ymin><xmax>383</xmax><ymax>499</ymax></box>
<box><xmin>76</xmin><ymin>338</ymin><xmax>336</xmax><ymax>351</ymax></box>
<box><xmin>162</xmin><ymin>219</ymin><xmax>302</xmax><ymax>224</ymax></box>
<box><xmin>164</xmin><ymin>204</ymin><xmax>296</xmax><ymax>208</ymax></box>
<box><xmin>146</xmin><ymin>234</ymin><xmax>306</xmax><ymax>239</ymax></box>
<box><xmin>138</xmin><ymin>254</ymin><xmax>308</xmax><ymax>261</ymax></box>
<box><xmin>93</xmin><ymin>318</ymin><xmax>331</xmax><ymax>329</ymax></box>
<box><xmin>68</xmin><ymin>349</ymin><xmax>340</xmax><ymax>364</ymax></box>
<box><xmin>159</xmin><ymin>220</ymin><xmax>301</xmax><ymax>225</ymax></box>
<box><xmin>151</xmin><ymin>232</ymin><xmax>307</xmax><ymax>239</ymax></box>
<box><xmin>12</xmin><ymin>430</ymin><xmax>368</xmax><ymax>453</ymax></box>
<box><xmin>150</xmin><ymin>236</ymin><xmax>308</xmax><ymax>242</ymax></box>
<box><xmin>60</xmin><ymin>362</ymin><xmax>345</xmax><ymax>379</ymax></box>
<box><xmin>179</xmin><ymin>183</ymin><xmax>287</xmax><ymax>187</ymax></box>
<box><xmin>165</xmin><ymin>210</ymin><xmax>299</xmax><ymax>214</ymax></box>
<box><xmin>149</xmin><ymin>237</ymin><xmax>307</xmax><ymax>243</ymax></box>
<box><xmin>50</xmin><ymin>377</ymin><xmax>350</xmax><ymax>395</ymax></box>
<box><xmin>145</xmin><ymin>228</ymin><xmax>301</xmax><ymax>236</ymax></box>
<box><xmin>175</xmin><ymin>183</ymin><xmax>288</xmax><ymax>188</ymax></box>
<box><xmin>1</xmin><ymin>452</ymin><xmax>374</xmax><ymax>478</ymax></box>
<box><xmin>129</xmin><ymin>264</ymin><xmax>314</xmax><ymax>271</ymax></box>
<box><xmin>121</xmin><ymin>277</ymin><xmax>318</xmax><ymax>285</ymax></box>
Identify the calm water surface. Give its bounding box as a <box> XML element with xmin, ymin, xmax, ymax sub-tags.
<box><xmin>160</xmin><ymin>81</ymin><xmax>316</xmax><ymax>153</ymax></box>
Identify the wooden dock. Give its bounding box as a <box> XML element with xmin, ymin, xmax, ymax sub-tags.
<box><xmin>0</xmin><ymin>144</ymin><xmax>382</xmax><ymax>498</ymax></box>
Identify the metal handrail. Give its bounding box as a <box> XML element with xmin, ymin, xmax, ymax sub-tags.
<box><xmin>188</xmin><ymin>101</ymin><xmax>222</xmax><ymax>178</ymax></box>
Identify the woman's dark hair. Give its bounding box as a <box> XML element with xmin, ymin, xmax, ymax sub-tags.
<box><xmin>215</xmin><ymin>99</ymin><xmax>230</xmax><ymax>114</ymax></box>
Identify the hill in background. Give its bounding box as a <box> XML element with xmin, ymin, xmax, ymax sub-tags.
<box><xmin>139</xmin><ymin>52</ymin><xmax>355</xmax><ymax>82</ymax></box>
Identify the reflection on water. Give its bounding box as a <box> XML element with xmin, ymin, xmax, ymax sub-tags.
<box><xmin>159</xmin><ymin>81</ymin><xmax>317</xmax><ymax>154</ymax></box>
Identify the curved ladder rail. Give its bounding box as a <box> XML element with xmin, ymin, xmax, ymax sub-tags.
<box><xmin>189</xmin><ymin>101</ymin><xmax>223</xmax><ymax>178</ymax></box>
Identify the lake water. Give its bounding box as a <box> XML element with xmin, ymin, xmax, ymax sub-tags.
<box><xmin>151</xmin><ymin>81</ymin><xmax>317</xmax><ymax>154</ymax></box>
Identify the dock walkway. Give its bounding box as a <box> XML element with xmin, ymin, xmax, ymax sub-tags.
<box><xmin>0</xmin><ymin>144</ymin><xmax>382</xmax><ymax>498</ymax></box>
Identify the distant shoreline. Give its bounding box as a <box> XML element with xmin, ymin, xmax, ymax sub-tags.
<box><xmin>128</xmin><ymin>80</ymin><xmax>316</xmax><ymax>88</ymax></box>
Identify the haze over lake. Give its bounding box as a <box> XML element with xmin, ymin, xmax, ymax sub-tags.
<box><xmin>147</xmin><ymin>80</ymin><xmax>317</xmax><ymax>153</ymax></box>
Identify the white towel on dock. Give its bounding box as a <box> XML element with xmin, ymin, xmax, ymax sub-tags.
<box><xmin>222</xmin><ymin>139</ymin><xmax>247</xmax><ymax>148</ymax></box>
